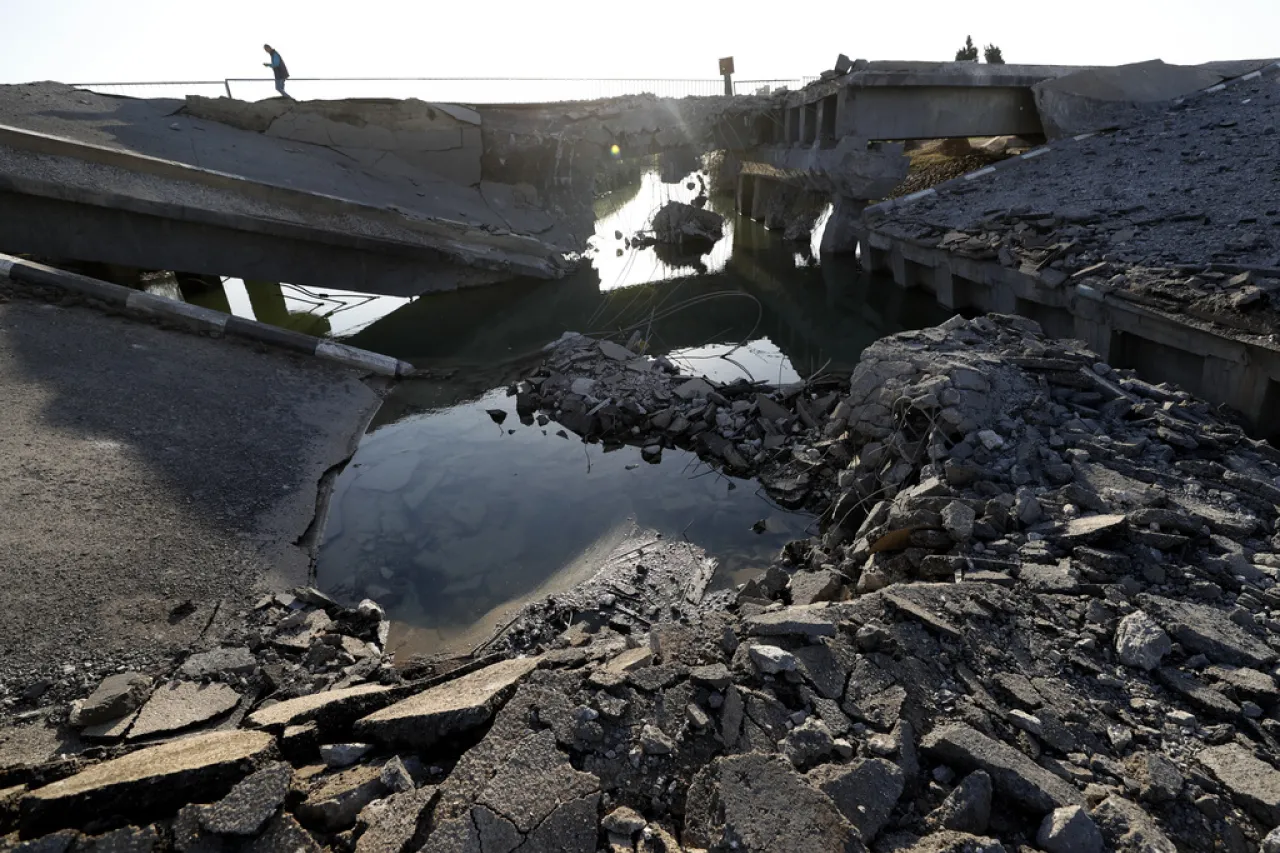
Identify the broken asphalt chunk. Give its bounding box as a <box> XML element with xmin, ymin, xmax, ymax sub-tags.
<box><xmin>354</xmin><ymin>657</ymin><xmax>539</xmax><ymax>749</ymax></box>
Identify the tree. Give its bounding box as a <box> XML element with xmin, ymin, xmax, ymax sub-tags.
<box><xmin>984</xmin><ymin>44</ymin><xmax>1006</xmax><ymax>64</ymax></box>
<box><xmin>955</xmin><ymin>36</ymin><xmax>979</xmax><ymax>62</ymax></box>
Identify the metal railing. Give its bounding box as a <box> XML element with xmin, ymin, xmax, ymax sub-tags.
<box><xmin>71</xmin><ymin>76</ymin><xmax>819</xmax><ymax>104</ymax></box>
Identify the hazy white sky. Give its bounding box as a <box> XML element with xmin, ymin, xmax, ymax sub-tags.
<box><xmin>2</xmin><ymin>0</ymin><xmax>1276</xmax><ymax>85</ymax></box>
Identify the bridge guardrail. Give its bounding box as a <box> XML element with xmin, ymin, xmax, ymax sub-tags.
<box><xmin>71</xmin><ymin>76</ymin><xmax>819</xmax><ymax>104</ymax></box>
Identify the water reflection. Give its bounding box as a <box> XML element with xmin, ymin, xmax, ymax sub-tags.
<box><xmin>141</xmin><ymin>274</ymin><xmax>410</xmax><ymax>338</ymax></box>
<box><xmin>590</xmin><ymin>169</ymin><xmax>733</xmax><ymax>288</ymax></box>
<box><xmin>315</xmin><ymin>182</ymin><xmax>951</xmax><ymax>656</ymax></box>
<box><xmin>317</xmin><ymin>388</ymin><xmax>813</xmax><ymax>656</ymax></box>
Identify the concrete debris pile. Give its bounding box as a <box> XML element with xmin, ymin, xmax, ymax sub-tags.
<box><xmin>870</xmin><ymin>67</ymin><xmax>1280</xmax><ymax>336</ymax></box>
<box><xmin>7</xmin><ymin>314</ymin><xmax>1280</xmax><ymax>852</ymax></box>
<box><xmin>514</xmin><ymin>331</ymin><xmax>849</xmax><ymax>512</ymax></box>
<box><xmin>1</xmin><ymin>588</ymin><xmax>397</xmax><ymax>749</ymax></box>
<box><xmin>633</xmin><ymin>202</ymin><xmax>725</xmax><ymax>252</ymax></box>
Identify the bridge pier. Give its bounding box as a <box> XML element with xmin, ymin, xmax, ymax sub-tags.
<box><xmin>735</xmin><ymin>173</ymin><xmax>756</xmax><ymax>216</ymax></box>
<box><xmin>819</xmin><ymin>197</ymin><xmax>866</xmax><ymax>255</ymax></box>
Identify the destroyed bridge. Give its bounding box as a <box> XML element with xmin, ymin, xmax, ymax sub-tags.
<box><xmin>0</xmin><ymin>59</ymin><xmax>1262</xmax><ymax>295</ymax></box>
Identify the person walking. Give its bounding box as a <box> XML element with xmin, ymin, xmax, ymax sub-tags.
<box><xmin>263</xmin><ymin>44</ymin><xmax>292</xmax><ymax>99</ymax></box>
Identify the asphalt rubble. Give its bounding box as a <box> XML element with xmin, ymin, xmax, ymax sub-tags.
<box><xmin>867</xmin><ymin>68</ymin><xmax>1280</xmax><ymax>342</ymax></box>
<box><xmin>7</xmin><ymin>314</ymin><xmax>1280</xmax><ymax>852</ymax></box>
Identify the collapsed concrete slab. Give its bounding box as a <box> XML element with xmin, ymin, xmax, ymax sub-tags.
<box><xmin>186</xmin><ymin>96</ymin><xmax>483</xmax><ymax>186</ymax></box>
<box><xmin>127</xmin><ymin>681</ymin><xmax>240</xmax><ymax>740</ymax></box>
<box><xmin>0</xmin><ymin>84</ymin><xmax>575</xmax><ymax>295</ymax></box>
<box><xmin>922</xmin><ymin>723</ymin><xmax>1085</xmax><ymax>813</ymax></box>
<box><xmin>354</xmin><ymin>657</ymin><xmax>539</xmax><ymax>748</ymax></box>
<box><xmin>1032</xmin><ymin>60</ymin><xmax>1229</xmax><ymax>139</ymax></box>
<box><xmin>246</xmin><ymin>683</ymin><xmax>396</xmax><ymax>731</ymax></box>
<box><xmin>1197</xmin><ymin>744</ymin><xmax>1280</xmax><ymax>825</ymax></box>
<box><xmin>20</xmin><ymin>730</ymin><xmax>274</xmax><ymax>833</ymax></box>
<box><xmin>685</xmin><ymin>753</ymin><xmax>864</xmax><ymax>852</ymax></box>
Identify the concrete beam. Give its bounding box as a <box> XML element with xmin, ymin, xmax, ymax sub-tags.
<box><xmin>739</xmin><ymin>138</ymin><xmax>909</xmax><ymax>201</ymax></box>
<box><xmin>0</xmin><ymin>190</ymin><xmax>508</xmax><ymax>298</ymax></box>
<box><xmin>800</xmin><ymin>102</ymin><xmax>819</xmax><ymax>145</ymax></box>
<box><xmin>837</xmin><ymin>86</ymin><xmax>1043</xmax><ymax>140</ymax></box>
<box><xmin>860</xmin><ymin>223</ymin><xmax>1280</xmax><ymax>439</ymax></box>
<box><xmin>749</xmin><ymin>174</ymin><xmax>779</xmax><ymax>222</ymax></box>
<box><xmin>783</xmin><ymin>62</ymin><xmax>1093</xmax><ymax>109</ymax></box>
<box><xmin>736</xmin><ymin>173</ymin><xmax>756</xmax><ymax>215</ymax></box>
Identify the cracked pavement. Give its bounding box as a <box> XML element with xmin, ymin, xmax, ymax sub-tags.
<box><xmin>0</xmin><ymin>287</ymin><xmax>381</xmax><ymax>719</ymax></box>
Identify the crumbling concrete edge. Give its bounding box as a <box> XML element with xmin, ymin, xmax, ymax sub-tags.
<box><xmin>0</xmin><ymin>253</ymin><xmax>413</xmax><ymax>378</ymax></box>
<box><xmin>866</xmin><ymin>60</ymin><xmax>1280</xmax><ymax>216</ymax></box>
<box><xmin>855</xmin><ymin>226</ymin><xmax>1280</xmax><ymax>434</ymax></box>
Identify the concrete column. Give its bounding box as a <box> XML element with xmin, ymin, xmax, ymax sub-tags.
<box><xmin>1073</xmin><ymin>308</ymin><xmax>1111</xmax><ymax>360</ymax></box>
<box><xmin>801</xmin><ymin>102</ymin><xmax>818</xmax><ymax>144</ymax></box>
<box><xmin>1203</xmin><ymin>353</ymin><xmax>1260</xmax><ymax>418</ymax></box>
<box><xmin>750</xmin><ymin>176</ymin><xmax>778</xmax><ymax>222</ymax></box>
<box><xmin>736</xmin><ymin>173</ymin><xmax>756</xmax><ymax>215</ymax></box>
<box><xmin>815</xmin><ymin>96</ymin><xmax>838</xmax><ymax>142</ymax></box>
<box><xmin>785</xmin><ymin>107</ymin><xmax>801</xmax><ymax>144</ymax></box>
<box><xmin>819</xmin><ymin>197</ymin><xmax>865</xmax><ymax>255</ymax></box>
<box><xmin>932</xmin><ymin>264</ymin><xmax>956</xmax><ymax>308</ymax></box>
<box><xmin>863</xmin><ymin>245</ymin><xmax>891</xmax><ymax>274</ymax></box>
<box><xmin>889</xmin><ymin>247</ymin><xmax>908</xmax><ymax>287</ymax></box>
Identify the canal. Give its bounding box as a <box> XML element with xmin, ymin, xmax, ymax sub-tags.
<box><xmin>147</xmin><ymin>166</ymin><xmax>951</xmax><ymax>658</ymax></box>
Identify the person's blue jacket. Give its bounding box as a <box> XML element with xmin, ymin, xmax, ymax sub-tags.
<box><xmin>268</xmin><ymin>50</ymin><xmax>289</xmax><ymax>81</ymax></box>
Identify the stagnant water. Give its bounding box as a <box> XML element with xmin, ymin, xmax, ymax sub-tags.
<box><xmin>142</xmin><ymin>168</ymin><xmax>951</xmax><ymax>657</ymax></box>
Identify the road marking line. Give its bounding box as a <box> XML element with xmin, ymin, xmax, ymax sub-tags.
<box><xmin>964</xmin><ymin>167</ymin><xmax>997</xmax><ymax>180</ymax></box>
<box><xmin>0</xmin><ymin>258</ymin><xmax>14</xmax><ymax>278</ymax></box>
<box><xmin>1073</xmin><ymin>132</ymin><xmax>1096</xmax><ymax>141</ymax></box>
<box><xmin>1205</xmin><ymin>84</ymin><xmax>1227</xmax><ymax>93</ymax></box>
<box><xmin>1021</xmin><ymin>148</ymin><xmax>1050</xmax><ymax>159</ymax></box>
<box><xmin>1243</xmin><ymin>71</ymin><xmax>1263</xmax><ymax>81</ymax></box>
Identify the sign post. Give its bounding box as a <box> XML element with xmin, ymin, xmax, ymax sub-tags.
<box><xmin>719</xmin><ymin>57</ymin><xmax>735</xmax><ymax>96</ymax></box>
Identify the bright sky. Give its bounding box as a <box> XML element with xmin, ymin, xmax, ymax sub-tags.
<box><xmin>2</xmin><ymin>0</ymin><xmax>1277</xmax><ymax>86</ymax></box>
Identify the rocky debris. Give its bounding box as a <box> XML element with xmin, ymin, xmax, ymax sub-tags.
<box><xmin>197</xmin><ymin>761</ymin><xmax>292</xmax><ymax>836</ymax></box>
<box><xmin>247</xmin><ymin>683</ymin><xmax>395</xmax><ymax>731</ymax></box>
<box><xmin>686</xmin><ymin>753</ymin><xmax>862</xmax><ymax>852</ymax></box>
<box><xmin>11</xmin><ymin>314</ymin><xmax>1280</xmax><ymax>852</ymax></box>
<box><xmin>177</xmin><ymin>647</ymin><xmax>258</xmax><ymax>681</ymax></box>
<box><xmin>809</xmin><ymin>758</ymin><xmax>904</xmax><ymax>841</ymax></box>
<box><xmin>353</xmin><ymin>785</ymin><xmax>435</xmax><ymax>853</ymax></box>
<box><xmin>1090</xmin><ymin>795</ymin><xmax>1178</xmax><ymax>853</ymax></box>
<box><xmin>19</xmin><ymin>730</ymin><xmax>274</xmax><ymax>834</ymax></box>
<box><xmin>1114</xmin><ymin>610</ymin><xmax>1171</xmax><ymax>670</ymax></box>
<box><xmin>353</xmin><ymin>656</ymin><xmax>539</xmax><ymax>748</ymax></box>
<box><xmin>127</xmin><ymin>681</ymin><xmax>240</xmax><ymax>740</ymax></box>
<box><xmin>1036</xmin><ymin>805</ymin><xmax>1104</xmax><ymax>853</ymax></box>
<box><xmin>634</xmin><ymin>201</ymin><xmax>725</xmax><ymax>253</ymax></box>
<box><xmin>748</xmin><ymin>644</ymin><xmax>797</xmax><ymax>675</ymax></box>
<box><xmin>294</xmin><ymin>761</ymin><xmax>391</xmax><ymax>832</ymax></box>
<box><xmin>923</xmin><ymin>770</ymin><xmax>992</xmax><ymax>834</ymax></box>
<box><xmin>319</xmin><ymin>743</ymin><xmax>373</xmax><ymax>769</ymax></box>
<box><xmin>67</xmin><ymin>673</ymin><xmax>152</xmax><ymax>728</ymax></box>
<box><xmin>922</xmin><ymin>723</ymin><xmax>1083</xmax><ymax>812</ymax></box>
<box><xmin>872</xmin><ymin>67</ymin><xmax>1280</xmax><ymax>339</ymax></box>
<box><xmin>1197</xmin><ymin>743</ymin><xmax>1280</xmax><ymax>824</ymax></box>
<box><xmin>890</xmin><ymin>143</ymin><xmax>1012</xmax><ymax>200</ymax></box>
